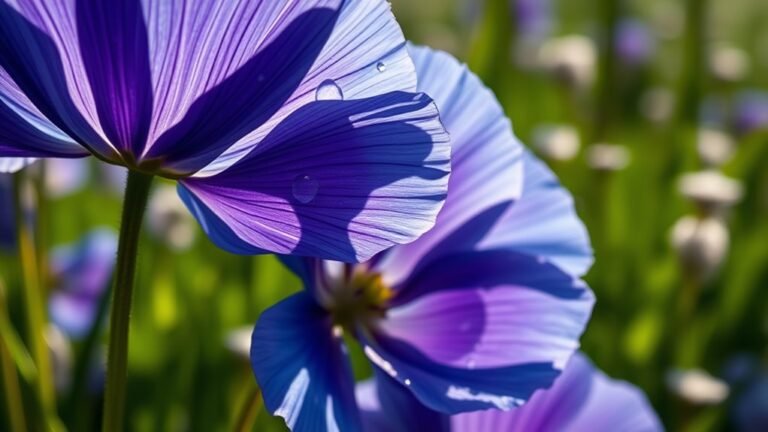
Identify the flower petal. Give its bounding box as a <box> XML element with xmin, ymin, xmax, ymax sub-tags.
<box><xmin>479</xmin><ymin>152</ymin><xmax>594</xmax><ymax>276</ymax></box>
<box><xmin>361</xmin><ymin>333</ymin><xmax>559</xmax><ymax>415</ymax></box>
<box><xmin>179</xmin><ymin>92</ymin><xmax>449</xmax><ymax>262</ymax></box>
<box><xmin>0</xmin><ymin>1</ymin><xmax>114</xmax><ymax>158</ymax></box>
<box><xmin>356</xmin><ymin>372</ymin><xmax>450</xmax><ymax>432</ymax></box>
<box><xmin>452</xmin><ymin>353</ymin><xmax>663</xmax><ymax>432</ymax></box>
<box><xmin>381</xmin><ymin>250</ymin><xmax>594</xmax><ymax>371</ymax></box>
<box><xmin>251</xmin><ymin>292</ymin><xmax>361</xmax><ymax>432</ymax></box>
<box><xmin>374</xmin><ymin>45</ymin><xmax>524</xmax><ymax>285</ymax></box>
<box><xmin>75</xmin><ymin>0</ymin><xmax>153</xmax><ymax>156</ymax></box>
<box><xmin>189</xmin><ymin>0</ymin><xmax>420</xmax><ymax>176</ymax></box>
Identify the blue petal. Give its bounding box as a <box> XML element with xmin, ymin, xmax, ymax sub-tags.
<box><xmin>452</xmin><ymin>353</ymin><xmax>663</xmax><ymax>432</ymax></box>
<box><xmin>251</xmin><ymin>293</ymin><xmax>361</xmax><ymax>432</ymax></box>
<box><xmin>375</xmin><ymin>45</ymin><xmax>524</xmax><ymax>285</ymax></box>
<box><xmin>360</xmin><ymin>333</ymin><xmax>560</xmax><ymax>415</ymax></box>
<box><xmin>479</xmin><ymin>152</ymin><xmax>594</xmax><ymax>277</ymax></box>
<box><xmin>180</xmin><ymin>92</ymin><xmax>449</xmax><ymax>262</ymax></box>
<box><xmin>76</xmin><ymin>0</ymin><xmax>153</xmax><ymax>157</ymax></box>
<box><xmin>0</xmin><ymin>2</ymin><xmax>114</xmax><ymax>159</ymax></box>
<box><xmin>356</xmin><ymin>372</ymin><xmax>449</xmax><ymax>432</ymax></box>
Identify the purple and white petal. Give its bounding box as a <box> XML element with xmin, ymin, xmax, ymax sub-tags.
<box><xmin>361</xmin><ymin>332</ymin><xmax>560</xmax><ymax>415</ymax></box>
<box><xmin>452</xmin><ymin>353</ymin><xmax>663</xmax><ymax>432</ymax></box>
<box><xmin>0</xmin><ymin>1</ymin><xmax>114</xmax><ymax>158</ymax></box>
<box><xmin>180</xmin><ymin>92</ymin><xmax>449</xmax><ymax>262</ymax></box>
<box><xmin>374</xmin><ymin>45</ymin><xmax>524</xmax><ymax>285</ymax></box>
<box><xmin>381</xmin><ymin>250</ymin><xmax>594</xmax><ymax>371</ymax></box>
<box><xmin>479</xmin><ymin>152</ymin><xmax>594</xmax><ymax>277</ymax></box>
<box><xmin>190</xmin><ymin>0</ymin><xmax>420</xmax><ymax>176</ymax></box>
<box><xmin>251</xmin><ymin>293</ymin><xmax>361</xmax><ymax>432</ymax></box>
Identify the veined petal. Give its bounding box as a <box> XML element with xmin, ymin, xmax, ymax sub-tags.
<box><xmin>251</xmin><ymin>293</ymin><xmax>361</xmax><ymax>432</ymax></box>
<box><xmin>479</xmin><ymin>152</ymin><xmax>594</xmax><ymax>276</ymax></box>
<box><xmin>76</xmin><ymin>0</ymin><xmax>153</xmax><ymax>156</ymax></box>
<box><xmin>381</xmin><ymin>251</ymin><xmax>593</xmax><ymax>371</ymax></box>
<box><xmin>180</xmin><ymin>92</ymin><xmax>449</xmax><ymax>262</ymax></box>
<box><xmin>361</xmin><ymin>334</ymin><xmax>559</xmax><ymax>415</ymax></box>
<box><xmin>0</xmin><ymin>1</ymin><xmax>114</xmax><ymax>158</ymax></box>
<box><xmin>356</xmin><ymin>372</ymin><xmax>449</xmax><ymax>432</ymax></box>
<box><xmin>374</xmin><ymin>45</ymin><xmax>524</xmax><ymax>285</ymax></box>
<box><xmin>452</xmin><ymin>353</ymin><xmax>663</xmax><ymax>432</ymax></box>
<box><xmin>189</xmin><ymin>0</ymin><xmax>419</xmax><ymax>176</ymax></box>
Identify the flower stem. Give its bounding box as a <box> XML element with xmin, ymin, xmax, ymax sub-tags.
<box><xmin>233</xmin><ymin>384</ymin><xmax>262</xmax><ymax>432</ymax></box>
<box><xmin>102</xmin><ymin>170</ymin><xmax>153</xmax><ymax>432</ymax></box>
<box><xmin>13</xmin><ymin>172</ymin><xmax>56</xmax><ymax>414</ymax></box>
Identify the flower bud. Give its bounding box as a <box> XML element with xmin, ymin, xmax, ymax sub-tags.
<box><xmin>586</xmin><ymin>143</ymin><xmax>630</xmax><ymax>172</ymax></box>
<box><xmin>538</xmin><ymin>35</ymin><xmax>596</xmax><ymax>90</ymax></box>
<box><xmin>671</xmin><ymin>216</ymin><xmax>729</xmax><ymax>279</ymax></box>
<box><xmin>667</xmin><ymin>369</ymin><xmax>730</xmax><ymax>405</ymax></box>
<box><xmin>532</xmin><ymin>124</ymin><xmax>581</xmax><ymax>161</ymax></box>
<box><xmin>697</xmin><ymin>129</ymin><xmax>735</xmax><ymax>168</ymax></box>
<box><xmin>679</xmin><ymin>170</ymin><xmax>743</xmax><ymax>212</ymax></box>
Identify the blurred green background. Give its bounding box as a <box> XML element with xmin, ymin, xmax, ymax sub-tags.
<box><xmin>2</xmin><ymin>0</ymin><xmax>768</xmax><ymax>431</ymax></box>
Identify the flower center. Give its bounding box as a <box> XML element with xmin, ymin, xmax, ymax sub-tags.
<box><xmin>325</xmin><ymin>265</ymin><xmax>393</xmax><ymax>332</ymax></box>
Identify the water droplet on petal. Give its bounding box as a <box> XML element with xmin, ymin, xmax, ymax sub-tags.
<box><xmin>404</xmin><ymin>379</ymin><xmax>412</xmax><ymax>386</ymax></box>
<box><xmin>315</xmin><ymin>79</ymin><xmax>343</xmax><ymax>101</ymax></box>
<box><xmin>376</xmin><ymin>62</ymin><xmax>386</xmax><ymax>72</ymax></box>
<box><xmin>292</xmin><ymin>175</ymin><xmax>319</xmax><ymax>204</ymax></box>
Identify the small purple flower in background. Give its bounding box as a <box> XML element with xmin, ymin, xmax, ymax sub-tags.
<box><xmin>733</xmin><ymin>91</ymin><xmax>768</xmax><ymax>136</ymax></box>
<box><xmin>245</xmin><ymin>45</ymin><xmax>594</xmax><ymax>430</ymax></box>
<box><xmin>514</xmin><ymin>0</ymin><xmax>552</xmax><ymax>40</ymax></box>
<box><xmin>615</xmin><ymin>19</ymin><xmax>655</xmax><ymax>67</ymax></box>
<box><xmin>0</xmin><ymin>173</ymin><xmax>14</xmax><ymax>250</ymax></box>
<box><xmin>0</xmin><ymin>0</ymin><xmax>450</xmax><ymax>262</ymax></box>
<box><xmin>357</xmin><ymin>352</ymin><xmax>662</xmax><ymax>432</ymax></box>
<box><xmin>48</xmin><ymin>229</ymin><xmax>118</xmax><ymax>339</ymax></box>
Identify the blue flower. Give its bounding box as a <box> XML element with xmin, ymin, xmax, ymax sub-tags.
<box><xmin>48</xmin><ymin>229</ymin><xmax>118</xmax><ymax>339</ymax></box>
<box><xmin>357</xmin><ymin>352</ymin><xmax>663</xmax><ymax>432</ymax></box>
<box><xmin>0</xmin><ymin>0</ymin><xmax>450</xmax><ymax>262</ymax></box>
<box><xmin>246</xmin><ymin>45</ymin><xmax>595</xmax><ymax>431</ymax></box>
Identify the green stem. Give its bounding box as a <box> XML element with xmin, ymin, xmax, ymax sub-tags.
<box><xmin>101</xmin><ymin>171</ymin><xmax>153</xmax><ymax>432</ymax></box>
<box><xmin>13</xmin><ymin>172</ymin><xmax>56</xmax><ymax>413</ymax></box>
<box><xmin>0</xmin><ymin>281</ymin><xmax>28</xmax><ymax>432</ymax></box>
<box><xmin>232</xmin><ymin>384</ymin><xmax>261</xmax><ymax>432</ymax></box>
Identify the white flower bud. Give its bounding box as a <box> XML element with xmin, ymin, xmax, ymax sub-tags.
<box><xmin>586</xmin><ymin>143</ymin><xmax>630</xmax><ymax>172</ymax></box>
<box><xmin>697</xmin><ymin>129</ymin><xmax>735</xmax><ymax>167</ymax></box>
<box><xmin>709</xmin><ymin>44</ymin><xmax>750</xmax><ymax>83</ymax></box>
<box><xmin>538</xmin><ymin>35</ymin><xmax>596</xmax><ymax>90</ymax></box>
<box><xmin>666</xmin><ymin>369</ymin><xmax>730</xmax><ymax>405</ymax></box>
<box><xmin>671</xmin><ymin>216</ymin><xmax>729</xmax><ymax>278</ymax></box>
<box><xmin>679</xmin><ymin>170</ymin><xmax>743</xmax><ymax>211</ymax></box>
<box><xmin>147</xmin><ymin>185</ymin><xmax>196</xmax><ymax>251</ymax></box>
<box><xmin>532</xmin><ymin>124</ymin><xmax>581</xmax><ymax>161</ymax></box>
<box><xmin>225</xmin><ymin>326</ymin><xmax>252</xmax><ymax>360</ymax></box>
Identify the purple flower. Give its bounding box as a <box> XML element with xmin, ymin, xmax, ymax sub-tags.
<box><xmin>615</xmin><ymin>19</ymin><xmax>655</xmax><ymax>66</ymax></box>
<box><xmin>48</xmin><ymin>229</ymin><xmax>117</xmax><ymax>339</ymax></box>
<box><xmin>514</xmin><ymin>0</ymin><xmax>552</xmax><ymax>39</ymax></box>
<box><xmin>734</xmin><ymin>91</ymin><xmax>768</xmax><ymax>135</ymax></box>
<box><xmin>246</xmin><ymin>46</ymin><xmax>594</xmax><ymax>431</ymax></box>
<box><xmin>0</xmin><ymin>0</ymin><xmax>450</xmax><ymax>262</ymax></box>
<box><xmin>357</xmin><ymin>352</ymin><xmax>663</xmax><ymax>432</ymax></box>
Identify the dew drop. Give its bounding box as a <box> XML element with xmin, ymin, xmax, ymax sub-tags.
<box><xmin>376</xmin><ymin>62</ymin><xmax>386</xmax><ymax>73</ymax></box>
<box><xmin>292</xmin><ymin>175</ymin><xmax>319</xmax><ymax>204</ymax></box>
<box><xmin>315</xmin><ymin>79</ymin><xmax>343</xmax><ymax>101</ymax></box>
<box><xmin>404</xmin><ymin>379</ymin><xmax>412</xmax><ymax>386</ymax></box>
